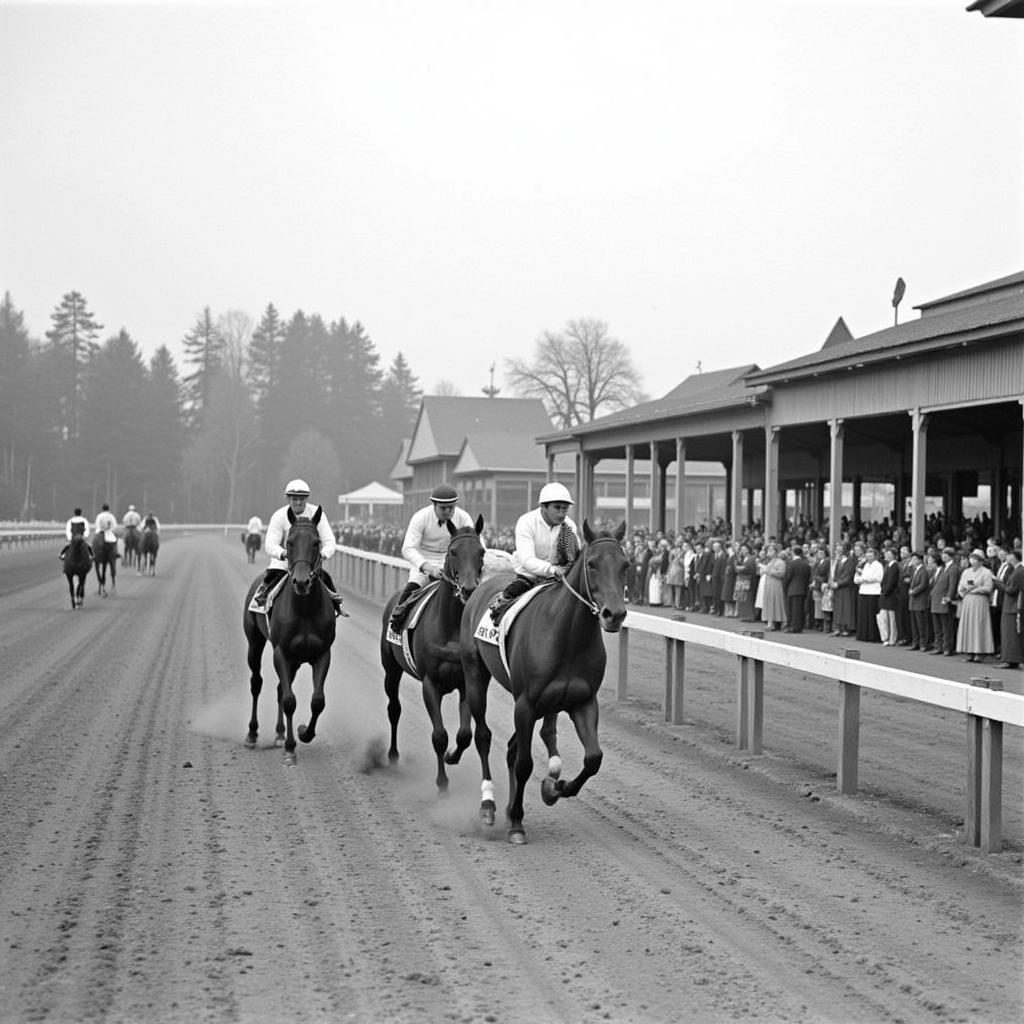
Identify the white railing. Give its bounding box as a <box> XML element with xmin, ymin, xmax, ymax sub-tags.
<box><xmin>334</xmin><ymin>543</ymin><xmax>1022</xmax><ymax>855</ymax></box>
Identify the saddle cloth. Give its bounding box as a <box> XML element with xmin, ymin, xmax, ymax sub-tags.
<box><xmin>473</xmin><ymin>582</ymin><xmax>555</xmax><ymax>679</ymax></box>
<box><xmin>385</xmin><ymin>583</ymin><xmax>441</xmax><ymax>678</ymax></box>
<box><xmin>246</xmin><ymin>575</ymin><xmax>287</xmax><ymax>616</ymax></box>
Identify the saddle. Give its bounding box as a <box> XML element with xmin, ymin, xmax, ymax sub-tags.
<box><xmin>247</xmin><ymin>575</ymin><xmax>287</xmax><ymax>616</ymax></box>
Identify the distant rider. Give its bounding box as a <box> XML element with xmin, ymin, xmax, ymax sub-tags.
<box><xmin>121</xmin><ymin>504</ymin><xmax>142</xmax><ymax>530</ymax></box>
<box><xmin>389</xmin><ymin>483</ymin><xmax>474</xmax><ymax>631</ymax></box>
<box><xmin>94</xmin><ymin>503</ymin><xmax>118</xmax><ymax>546</ymax></box>
<box><xmin>251</xmin><ymin>479</ymin><xmax>347</xmax><ymax>616</ymax></box>
<box><xmin>489</xmin><ymin>482</ymin><xmax>581</xmax><ymax>623</ymax></box>
<box><xmin>142</xmin><ymin>511</ymin><xmax>161</xmax><ymax>532</ymax></box>
<box><xmin>246</xmin><ymin>514</ymin><xmax>264</xmax><ymax>539</ymax></box>
<box><xmin>59</xmin><ymin>507</ymin><xmax>91</xmax><ymax>560</ymax></box>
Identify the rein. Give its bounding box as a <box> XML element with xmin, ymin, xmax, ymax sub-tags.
<box><xmin>439</xmin><ymin>533</ymin><xmax>478</xmax><ymax>599</ymax></box>
<box><xmin>557</xmin><ymin>536</ymin><xmax>622</xmax><ymax>616</ymax></box>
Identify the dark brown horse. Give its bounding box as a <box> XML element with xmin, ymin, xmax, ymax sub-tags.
<box><xmin>242</xmin><ymin>507</ymin><xmax>337</xmax><ymax>766</ymax></box>
<box><xmin>459</xmin><ymin>520</ymin><xmax>628</xmax><ymax>843</ymax></box>
<box><xmin>379</xmin><ymin>515</ymin><xmax>485</xmax><ymax>792</ymax></box>
<box><xmin>243</xmin><ymin>530</ymin><xmax>261</xmax><ymax>564</ymax></box>
<box><xmin>62</xmin><ymin>534</ymin><xmax>93</xmax><ymax>609</ymax></box>
<box><xmin>122</xmin><ymin>525</ymin><xmax>140</xmax><ymax>569</ymax></box>
<box><xmin>92</xmin><ymin>533</ymin><xmax>118</xmax><ymax>596</ymax></box>
<box><xmin>138</xmin><ymin>527</ymin><xmax>159</xmax><ymax>576</ymax></box>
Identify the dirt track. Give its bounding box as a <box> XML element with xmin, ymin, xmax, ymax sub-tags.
<box><xmin>0</xmin><ymin>534</ymin><xmax>1021</xmax><ymax>1024</ymax></box>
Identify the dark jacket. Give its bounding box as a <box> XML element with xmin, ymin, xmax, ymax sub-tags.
<box><xmin>783</xmin><ymin>557</ymin><xmax>811</xmax><ymax>598</ymax></box>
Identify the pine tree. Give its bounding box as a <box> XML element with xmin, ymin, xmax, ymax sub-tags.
<box><xmin>181</xmin><ymin>306</ymin><xmax>225</xmax><ymax>432</ymax></box>
<box><xmin>0</xmin><ymin>293</ymin><xmax>37</xmax><ymax>516</ymax></box>
<box><xmin>141</xmin><ymin>346</ymin><xmax>187</xmax><ymax>518</ymax></box>
<box><xmin>45</xmin><ymin>290</ymin><xmax>103</xmax><ymax>442</ymax></box>
<box><xmin>376</xmin><ymin>351</ymin><xmax>421</xmax><ymax>484</ymax></box>
<box><xmin>246</xmin><ymin>302</ymin><xmax>285</xmax><ymax>414</ymax></box>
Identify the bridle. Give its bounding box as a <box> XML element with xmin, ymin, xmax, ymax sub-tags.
<box><xmin>558</xmin><ymin>536</ymin><xmax>624</xmax><ymax>616</ymax></box>
<box><xmin>286</xmin><ymin>521</ymin><xmax>323</xmax><ymax>583</ymax></box>
<box><xmin>439</xmin><ymin>531</ymin><xmax>482</xmax><ymax>601</ymax></box>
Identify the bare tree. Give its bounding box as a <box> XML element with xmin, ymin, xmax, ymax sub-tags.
<box><xmin>505</xmin><ymin>318</ymin><xmax>645</xmax><ymax>428</ymax></box>
<box><xmin>431</xmin><ymin>379</ymin><xmax>461</xmax><ymax>396</ymax></box>
<box><xmin>217</xmin><ymin>309</ymin><xmax>254</xmax><ymax>380</ymax></box>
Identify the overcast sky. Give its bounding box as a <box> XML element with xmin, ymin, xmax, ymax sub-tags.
<box><xmin>2</xmin><ymin>0</ymin><xmax>1022</xmax><ymax>401</ymax></box>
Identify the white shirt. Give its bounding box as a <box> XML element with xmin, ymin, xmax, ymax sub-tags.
<box><xmin>122</xmin><ymin>510</ymin><xmax>141</xmax><ymax>528</ymax></box>
<box><xmin>265</xmin><ymin>503</ymin><xmax>336</xmax><ymax>570</ymax></box>
<box><xmin>247</xmin><ymin>516</ymin><xmax>263</xmax><ymax>534</ymax></box>
<box><xmin>66</xmin><ymin>516</ymin><xmax>90</xmax><ymax>540</ymax></box>
<box><xmin>401</xmin><ymin>505</ymin><xmax>475</xmax><ymax>574</ymax></box>
<box><xmin>855</xmin><ymin>559</ymin><xmax>884</xmax><ymax>595</ymax></box>
<box><xmin>94</xmin><ymin>510</ymin><xmax>118</xmax><ymax>541</ymax></box>
<box><xmin>513</xmin><ymin>507</ymin><xmax>582</xmax><ymax>580</ymax></box>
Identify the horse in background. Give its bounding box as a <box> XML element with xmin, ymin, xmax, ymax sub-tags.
<box><xmin>92</xmin><ymin>531</ymin><xmax>118</xmax><ymax>597</ymax></box>
<box><xmin>242</xmin><ymin>506</ymin><xmax>337</xmax><ymax>766</ymax></box>
<box><xmin>379</xmin><ymin>515</ymin><xmax>485</xmax><ymax>793</ymax></box>
<box><xmin>62</xmin><ymin>534</ymin><xmax>93</xmax><ymax>609</ymax></box>
<box><xmin>122</xmin><ymin>525</ymin><xmax>140</xmax><ymax>569</ymax></box>
<box><xmin>459</xmin><ymin>520</ymin><xmax>628</xmax><ymax>843</ymax></box>
<box><xmin>243</xmin><ymin>530</ymin><xmax>261</xmax><ymax>564</ymax></box>
<box><xmin>139</xmin><ymin>526</ymin><xmax>159</xmax><ymax>576</ymax></box>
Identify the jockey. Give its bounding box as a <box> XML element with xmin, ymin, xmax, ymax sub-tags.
<box><xmin>142</xmin><ymin>511</ymin><xmax>161</xmax><ymax>531</ymax></box>
<box><xmin>59</xmin><ymin>507</ymin><xmax>91</xmax><ymax>559</ymax></box>
<box><xmin>389</xmin><ymin>483</ymin><xmax>475</xmax><ymax>631</ymax></box>
<box><xmin>121</xmin><ymin>504</ymin><xmax>142</xmax><ymax>529</ymax></box>
<box><xmin>489</xmin><ymin>482</ymin><xmax>581</xmax><ymax>623</ymax></box>
<box><xmin>246</xmin><ymin>514</ymin><xmax>264</xmax><ymax>537</ymax></box>
<box><xmin>94</xmin><ymin>503</ymin><xmax>118</xmax><ymax>544</ymax></box>
<box><xmin>252</xmin><ymin>479</ymin><xmax>347</xmax><ymax>616</ymax></box>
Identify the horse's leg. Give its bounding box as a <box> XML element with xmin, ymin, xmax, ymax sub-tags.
<box><xmin>506</xmin><ymin>698</ymin><xmax>537</xmax><ymax>843</ymax></box>
<box><xmin>538</xmin><ymin>713</ymin><xmax>563</xmax><ymax>791</ymax></box>
<box><xmin>109</xmin><ymin>553</ymin><xmax>116</xmax><ymax>592</ymax></box>
<box><xmin>273</xmin><ymin>648</ymin><xmax>298</xmax><ymax>765</ymax></box>
<box><xmin>543</xmin><ymin>696</ymin><xmax>603</xmax><ymax>805</ymax></box>
<box><xmin>420</xmin><ymin>674</ymin><xmax>451</xmax><ymax>793</ymax></box>
<box><xmin>443</xmin><ymin>681</ymin><xmax>473</xmax><ymax>766</ymax></box>
<box><xmin>383</xmin><ymin>656</ymin><xmax>404</xmax><ymax>763</ymax></box>
<box><xmin>66</xmin><ymin>575</ymin><xmax>75</xmax><ymax>609</ymax></box>
<box><xmin>244</xmin><ymin>628</ymin><xmax>267</xmax><ymax>748</ymax></box>
<box><xmin>464</xmin><ymin>643</ymin><xmax>495</xmax><ymax>824</ymax></box>
<box><xmin>297</xmin><ymin>651</ymin><xmax>329</xmax><ymax>744</ymax></box>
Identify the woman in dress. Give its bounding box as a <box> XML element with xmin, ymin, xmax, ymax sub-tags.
<box><xmin>761</xmin><ymin>544</ymin><xmax>788</xmax><ymax>631</ymax></box>
<box><xmin>733</xmin><ymin>543</ymin><xmax>757</xmax><ymax>622</ymax></box>
<box><xmin>957</xmin><ymin>549</ymin><xmax>995</xmax><ymax>663</ymax></box>
<box><xmin>854</xmin><ymin>547</ymin><xmax>884</xmax><ymax>642</ymax></box>
<box><xmin>830</xmin><ymin>542</ymin><xmax>857</xmax><ymax>637</ymax></box>
<box><xmin>665</xmin><ymin>541</ymin><xmax>686</xmax><ymax>610</ymax></box>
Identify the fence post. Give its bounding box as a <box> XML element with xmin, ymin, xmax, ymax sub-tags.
<box><xmin>967</xmin><ymin>677</ymin><xmax>1003</xmax><ymax>852</ymax></box>
<box><xmin>669</xmin><ymin>637</ymin><xmax>686</xmax><ymax>725</ymax></box>
<box><xmin>837</xmin><ymin>649</ymin><xmax>862</xmax><ymax>795</ymax></box>
<box><xmin>737</xmin><ymin>631</ymin><xmax>764</xmax><ymax>753</ymax></box>
<box><xmin>617</xmin><ymin>626</ymin><xmax>630</xmax><ymax>702</ymax></box>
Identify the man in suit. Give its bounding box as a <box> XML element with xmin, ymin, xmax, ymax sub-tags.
<box><xmin>710</xmin><ymin>539</ymin><xmax>727</xmax><ymax>615</ymax></box>
<box><xmin>991</xmin><ymin>545</ymin><xmax>1010</xmax><ymax>660</ymax></box>
<box><xmin>695</xmin><ymin>541</ymin><xmax>714</xmax><ymax>613</ymax></box>
<box><xmin>878</xmin><ymin>546</ymin><xmax>901</xmax><ymax>645</ymax></box>
<box><xmin>907</xmin><ymin>551</ymin><xmax>932</xmax><ymax>651</ymax></box>
<box><xmin>928</xmin><ymin>547</ymin><xmax>957</xmax><ymax>656</ymax></box>
<box><xmin>783</xmin><ymin>546</ymin><xmax>811</xmax><ymax>633</ymax></box>
<box><xmin>896</xmin><ymin>544</ymin><xmax>914</xmax><ymax>645</ymax></box>
<box><xmin>995</xmin><ymin>549</ymin><xmax>1023</xmax><ymax>669</ymax></box>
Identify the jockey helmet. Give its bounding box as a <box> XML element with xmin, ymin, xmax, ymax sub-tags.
<box><xmin>429</xmin><ymin>484</ymin><xmax>459</xmax><ymax>505</ymax></box>
<box><xmin>128</xmin><ymin>504</ymin><xmax>135</xmax><ymax>511</ymax></box>
<box><xmin>285</xmin><ymin>479</ymin><xmax>311</xmax><ymax>497</ymax></box>
<box><xmin>538</xmin><ymin>482</ymin><xmax>574</xmax><ymax>506</ymax></box>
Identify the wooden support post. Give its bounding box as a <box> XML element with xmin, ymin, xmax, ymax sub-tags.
<box><xmin>670</xmin><ymin>638</ymin><xmax>685</xmax><ymax>726</ymax></box>
<box><xmin>617</xmin><ymin>626</ymin><xmax>629</xmax><ymax>702</ymax></box>
<box><xmin>737</xmin><ymin>631</ymin><xmax>764</xmax><ymax>752</ymax></box>
<box><xmin>838</xmin><ymin>649</ymin><xmax>861</xmax><ymax>795</ymax></box>
<box><xmin>748</xmin><ymin>657</ymin><xmax>764</xmax><ymax>755</ymax></box>
<box><xmin>967</xmin><ymin>677</ymin><xmax>1004</xmax><ymax>852</ymax></box>
<box><xmin>664</xmin><ymin>637</ymin><xmax>673</xmax><ymax>722</ymax></box>
<box><xmin>736</xmin><ymin>655</ymin><xmax>749</xmax><ymax>750</ymax></box>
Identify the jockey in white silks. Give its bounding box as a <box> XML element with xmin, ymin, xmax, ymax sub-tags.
<box><xmin>388</xmin><ymin>483</ymin><xmax>474</xmax><ymax>631</ymax></box>
<box><xmin>489</xmin><ymin>481</ymin><xmax>582</xmax><ymax>623</ymax></box>
<box><xmin>251</xmin><ymin>479</ymin><xmax>346</xmax><ymax>616</ymax></box>
<box><xmin>247</xmin><ymin>515</ymin><xmax>264</xmax><ymax>537</ymax></box>
<box><xmin>59</xmin><ymin>508</ymin><xmax>91</xmax><ymax>559</ymax></box>
<box><xmin>122</xmin><ymin>505</ymin><xmax>142</xmax><ymax>529</ymax></box>
<box><xmin>94</xmin><ymin>504</ymin><xmax>118</xmax><ymax>544</ymax></box>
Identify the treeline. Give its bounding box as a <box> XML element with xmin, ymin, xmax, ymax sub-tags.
<box><xmin>0</xmin><ymin>290</ymin><xmax>422</xmax><ymax>522</ymax></box>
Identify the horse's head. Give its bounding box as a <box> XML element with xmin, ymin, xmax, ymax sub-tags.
<box><xmin>443</xmin><ymin>514</ymin><xmax>486</xmax><ymax>603</ymax></box>
<box><xmin>575</xmin><ymin>519</ymin><xmax>629</xmax><ymax>632</ymax></box>
<box><xmin>285</xmin><ymin>506</ymin><xmax>323</xmax><ymax>596</ymax></box>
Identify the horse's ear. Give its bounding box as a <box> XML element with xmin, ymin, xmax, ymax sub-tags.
<box><xmin>583</xmin><ymin>518</ymin><xmax>596</xmax><ymax>543</ymax></box>
<box><xmin>287</xmin><ymin>507</ymin><xmax>297</xmax><ymax>525</ymax></box>
<box><xmin>311</xmin><ymin>505</ymin><xmax>323</xmax><ymax>525</ymax></box>
<box><xmin>614</xmin><ymin>520</ymin><xmax>627</xmax><ymax>542</ymax></box>
<box><xmin>474</xmin><ymin>513</ymin><xmax>484</xmax><ymax>535</ymax></box>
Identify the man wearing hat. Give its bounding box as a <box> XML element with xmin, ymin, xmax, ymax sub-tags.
<box><xmin>389</xmin><ymin>483</ymin><xmax>475</xmax><ymax>631</ymax></box>
<box><xmin>489</xmin><ymin>481</ymin><xmax>581</xmax><ymax>624</ymax></box>
<box><xmin>252</xmin><ymin>479</ymin><xmax>346</xmax><ymax>616</ymax></box>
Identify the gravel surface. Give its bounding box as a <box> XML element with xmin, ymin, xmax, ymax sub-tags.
<box><xmin>0</xmin><ymin>535</ymin><xmax>1020</xmax><ymax>1024</ymax></box>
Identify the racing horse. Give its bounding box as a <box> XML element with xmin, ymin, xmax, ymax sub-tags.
<box><xmin>379</xmin><ymin>515</ymin><xmax>485</xmax><ymax>793</ymax></box>
<box><xmin>92</xmin><ymin>529</ymin><xmax>118</xmax><ymax>597</ymax></box>
<box><xmin>122</xmin><ymin>524</ymin><xmax>140</xmax><ymax>569</ymax></box>
<box><xmin>138</xmin><ymin>526</ymin><xmax>159</xmax><ymax>576</ymax></box>
<box><xmin>242</xmin><ymin>507</ymin><xmax>337</xmax><ymax>766</ymax></box>
<box><xmin>459</xmin><ymin>520</ymin><xmax>628</xmax><ymax>843</ymax></box>
<box><xmin>62</xmin><ymin>533</ymin><xmax>93</xmax><ymax>609</ymax></box>
<box><xmin>243</xmin><ymin>530</ymin><xmax>261</xmax><ymax>564</ymax></box>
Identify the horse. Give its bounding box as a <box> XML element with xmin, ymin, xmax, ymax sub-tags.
<box><xmin>138</xmin><ymin>527</ymin><xmax>159</xmax><ymax>576</ymax></box>
<box><xmin>379</xmin><ymin>515</ymin><xmax>485</xmax><ymax>793</ymax></box>
<box><xmin>243</xmin><ymin>530</ymin><xmax>261</xmax><ymax>564</ymax></box>
<box><xmin>242</xmin><ymin>507</ymin><xmax>337</xmax><ymax>766</ymax></box>
<box><xmin>92</xmin><ymin>532</ymin><xmax>118</xmax><ymax>597</ymax></box>
<box><xmin>62</xmin><ymin>534</ymin><xmax>93</xmax><ymax>609</ymax></box>
<box><xmin>122</xmin><ymin>524</ymin><xmax>140</xmax><ymax>569</ymax></box>
<box><xmin>459</xmin><ymin>520</ymin><xmax>628</xmax><ymax>843</ymax></box>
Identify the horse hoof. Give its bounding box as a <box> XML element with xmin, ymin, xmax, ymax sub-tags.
<box><xmin>283</xmin><ymin>752</ymin><xmax>297</xmax><ymax>767</ymax></box>
<box><xmin>507</xmin><ymin>828</ymin><xmax>527</xmax><ymax>845</ymax></box>
<box><xmin>244</xmin><ymin>736</ymin><xmax>257</xmax><ymax>749</ymax></box>
<box><xmin>273</xmin><ymin>736</ymin><xmax>285</xmax><ymax>748</ymax></box>
<box><xmin>297</xmin><ymin>725</ymin><xmax>314</xmax><ymax>743</ymax></box>
<box><xmin>541</xmin><ymin>777</ymin><xmax>562</xmax><ymax>806</ymax></box>
<box><xmin>480</xmin><ymin>801</ymin><xmax>496</xmax><ymax>826</ymax></box>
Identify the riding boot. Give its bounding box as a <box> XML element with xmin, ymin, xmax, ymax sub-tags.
<box><xmin>489</xmin><ymin>576</ymin><xmax>533</xmax><ymax>625</ymax></box>
<box><xmin>389</xmin><ymin>582</ymin><xmax>421</xmax><ymax>631</ymax></box>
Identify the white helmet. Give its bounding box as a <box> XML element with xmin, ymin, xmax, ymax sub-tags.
<box><xmin>538</xmin><ymin>482</ymin><xmax>574</xmax><ymax>506</ymax></box>
<box><xmin>285</xmin><ymin>478</ymin><xmax>311</xmax><ymax>496</ymax></box>
<box><xmin>128</xmin><ymin>504</ymin><xmax>135</xmax><ymax>511</ymax></box>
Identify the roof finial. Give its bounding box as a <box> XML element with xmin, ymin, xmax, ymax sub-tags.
<box><xmin>892</xmin><ymin>276</ymin><xmax>906</xmax><ymax>326</ymax></box>
<box><xmin>482</xmin><ymin>362</ymin><xmax>501</xmax><ymax>398</ymax></box>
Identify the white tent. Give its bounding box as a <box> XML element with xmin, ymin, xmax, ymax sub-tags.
<box><xmin>337</xmin><ymin>481</ymin><xmax>405</xmax><ymax>519</ymax></box>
